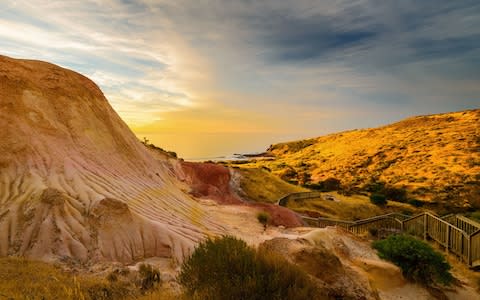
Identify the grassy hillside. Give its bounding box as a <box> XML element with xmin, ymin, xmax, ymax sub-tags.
<box><xmin>232</xmin><ymin>167</ymin><xmax>309</xmax><ymax>203</ymax></box>
<box><xmin>226</xmin><ymin>167</ymin><xmax>419</xmax><ymax>220</ymax></box>
<box><xmin>284</xmin><ymin>191</ymin><xmax>417</xmax><ymax>220</ymax></box>
<box><xmin>242</xmin><ymin>109</ymin><xmax>480</xmax><ymax>211</ymax></box>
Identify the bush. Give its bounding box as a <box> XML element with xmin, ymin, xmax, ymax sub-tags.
<box><xmin>178</xmin><ymin>236</ymin><xmax>319</xmax><ymax>300</ymax></box>
<box><xmin>373</xmin><ymin>235</ymin><xmax>453</xmax><ymax>286</ymax></box>
<box><xmin>365</xmin><ymin>181</ymin><xmax>386</xmax><ymax>193</ymax></box>
<box><xmin>368</xmin><ymin>228</ymin><xmax>379</xmax><ymax>238</ymax></box>
<box><xmin>141</xmin><ymin>138</ymin><xmax>178</xmax><ymax>159</ymax></box>
<box><xmin>370</xmin><ymin>193</ymin><xmax>387</xmax><ymax>206</ymax></box>
<box><xmin>408</xmin><ymin>199</ymin><xmax>425</xmax><ymax>207</ymax></box>
<box><xmin>138</xmin><ymin>264</ymin><xmax>161</xmax><ymax>291</ymax></box>
<box><xmin>304</xmin><ymin>178</ymin><xmax>341</xmax><ymax>192</ymax></box>
<box><xmin>167</xmin><ymin>151</ymin><xmax>178</xmax><ymax>158</ymax></box>
<box><xmin>320</xmin><ymin>178</ymin><xmax>342</xmax><ymax>191</ymax></box>
<box><xmin>257</xmin><ymin>211</ymin><xmax>271</xmax><ymax>230</ymax></box>
<box><xmin>467</xmin><ymin>211</ymin><xmax>480</xmax><ymax>222</ymax></box>
<box><xmin>383</xmin><ymin>186</ymin><xmax>408</xmax><ymax>202</ymax></box>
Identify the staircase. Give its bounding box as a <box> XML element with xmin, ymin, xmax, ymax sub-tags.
<box><xmin>301</xmin><ymin>212</ymin><xmax>480</xmax><ymax>267</ymax></box>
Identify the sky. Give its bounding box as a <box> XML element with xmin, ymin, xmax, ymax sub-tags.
<box><xmin>1</xmin><ymin>0</ymin><xmax>479</xmax><ymax>159</ymax></box>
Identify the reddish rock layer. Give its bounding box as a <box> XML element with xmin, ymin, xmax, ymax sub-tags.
<box><xmin>177</xmin><ymin>161</ymin><xmax>303</xmax><ymax>227</ymax></box>
<box><xmin>180</xmin><ymin>162</ymin><xmax>243</xmax><ymax>205</ymax></box>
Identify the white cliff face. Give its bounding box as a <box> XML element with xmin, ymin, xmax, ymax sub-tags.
<box><xmin>0</xmin><ymin>55</ymin><xmax>224</xmax><ymax>263</ymax></box>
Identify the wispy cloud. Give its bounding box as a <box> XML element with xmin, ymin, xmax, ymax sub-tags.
<box><xmin>1</xmin><ymin>0</ymin><xmax>479</xmax><ymax>157</ymax></box>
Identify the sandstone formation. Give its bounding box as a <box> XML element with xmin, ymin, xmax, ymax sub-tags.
<box><xmin>0</xmin><ymin>55</ymin><xmax>225</xmax><ymax>263</ymax></box>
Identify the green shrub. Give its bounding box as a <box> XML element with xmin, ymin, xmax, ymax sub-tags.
<box><xmin>141</xmin><ymin>138</ymin><xmax>178</xmax><ymax>159</ymax></box>
<box><xmin>257</xmin><ymin>211</ymin><xmax>271</xmax><ymax>230</ymax></box>
<box><xmin>178</xmin><ymin>236</ymin><xmax>319</xmax><ymax>300</ymax></box>
<box><xmin>408</xmin><ymin>199</ymin><xmax>425</xmax><ymax>207</ymax></box>
<box><xmin>365</xmin><ymin>181</ymin><xmax>386</xmax><ymax>193</ymax></box>
<box><xmin>383</xmin><ymin>186</ymin><xmax>407</xmax><ymax>202</ymax></box>
<box><xmin>320</xmin><ymin>178</ymin><xmax>342</xmax><ymax>191</ymax></box>
<box><xmin>304</xmin><ymin>178</ymin><xmax>342</xmax><ymax>191</ymax></box>
<box><xmin>467</xmin><ymin>211</ymin><xmax>480</xmax><ymax>222</ymax></box>
<box><xmin>370</xmin><ymin>193</ymin><xmax>387</xmax><ymax>206</ymax></box>
<box><xmin>373</xmin><ymin>235</ymin><xmax>453</xmax><ymax>286</ymax></box>
<box><xmin>167</xmin><ymin>151</ymin><xmax>178</xmax><ymax>158</ymax></box>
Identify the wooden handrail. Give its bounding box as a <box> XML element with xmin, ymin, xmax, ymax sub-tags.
<box><xmin>302</xmin><ymin>211</ymin><xmax>480</xmax><ymax>267</ymax></box>
<box><xmin>316</xmin><ymin>217</ymin><xmax>354</xmax><ymax>224</ymax></box>
<box><xmin>351</xmin><ymin>215</ymin><xmax>403</xmax><ymax>226</ymax></box>
<box><xmin>283</xmin><ymin>192</ymin><xmax>480</xmax><ymax>267</ymax></box>
<box><xmin>277</xmin><ymin>191</ymin><xmax>325</xmax><ymax>206</ymax></box>
<box><xmin>456</xmin><ymin>215</ymin><xmax>480</xmax><ymax>228</ymax></box>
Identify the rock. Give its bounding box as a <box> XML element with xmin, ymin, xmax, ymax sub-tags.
<box><xmin>0</xmin><ymin>55</ymin><xmax>223</xmax><ymax>264</ymax></box>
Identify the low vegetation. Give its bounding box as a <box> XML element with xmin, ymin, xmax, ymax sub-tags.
<box><xmin>467</xmin><ymin>210</ymin><xmax>480</xmax><ymax>223</ymax></box>
<box><xmin>284</xmin><ymin>191</ymin><xmax>415</xmax><ymax>220</ymax></box>
<box><xmin>141</xmin><ymin>137</ymin><xmax>178</xmax><ymax>158</ymax></box>
<box><xmin>232</xmin><ymin>167</ymin><xmax>308</xmax><ymax>203</ymax></box>
<box><xmin>138</xmin><ymin>263</ymin><xmax>161</xmax><ymax>291</ymax></box>
<box><xmin>0</xmin><ymin>257</ymin><xmax>165</xmax><ymax>300</ymax></box>
<box><xmin>370</xmin><ymin>193</ymin><xmax>387</xmax><ymax>206</ymax></box>
<box><xmin>373</xmin><ymin>235</ymin><xmax>453</xmax><ymax>286</ymax></box>
<box><xmin>303</xmin><ymin>177</ymin><xmax>342</xmax><ymax>192</ymax></box>
<box><xmin>256</xmin><ymin>211</ymin><xmax>271</xmax><ymax>230</ymax></box>
<box><xmin>408</xmin><ymin>198</ymin><xmax>425</xmax><ymax>207</ymax></box>
<box><xmin>178</xmin><ymin>235</ymin><xmax>320</xmax><ymax>300</ymax></box>
<box><xmin>0</xmin><ymin>257</ymin><xmax>129</xmax><ymax>299</ymax></box>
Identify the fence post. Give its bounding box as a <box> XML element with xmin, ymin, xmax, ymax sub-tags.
<box><xmin>446</xmin><ymin>225</ymin><xmax>450</xmax><ymax>254</ymax></box>
<box><xmin>423</xmin><ymin>213</ymin><xmax>428</xmax><ymax>240</ymax></box>
<box><xmin>468</xmin><ymin>234</ymin><xmax>472</xmax><ymax>266</ymax></box>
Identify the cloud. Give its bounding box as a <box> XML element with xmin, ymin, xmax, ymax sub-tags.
<box><xmin>1</xmin><ymin>0</ymin><xmax>479</xmax><ymax>157</ymax></box>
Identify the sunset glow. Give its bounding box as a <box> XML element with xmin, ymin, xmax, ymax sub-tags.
<box><xmin>2</xmin><ymin>1</ymin><xmax>479</xmax><ymax>158</ymax></box>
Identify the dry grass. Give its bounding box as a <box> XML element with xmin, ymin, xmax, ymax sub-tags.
<box><xmin>0</xmin><ymin>257</ymin><xmax>177</xmax><ymax>300</ymax></box>
<box><xmin>242</xmin><ymin>109</ymin><xmax>480</xmax><ymax>210</ymax></box>
<box><xmin>231</xmin><ymin>167</ymin><xmax>418</xmax><ymax>221</ymax></box>
<box><xmin>0</xmin><ymin>257</ymin><xmax>104</xmax><ymax>299</ymax></box>
<box><xmin>133</xmin><ymin>290</ymin><xmax>181</xmax><ymax>300</ymax></box>
<box><xmin>426</xmin><ymin>240</ymin><xmax>480</xmax><ymax>293</ymax></box>
<box><xmin>285</xmin><ymin>191</ymin><xmax>417</xmax><ymax>220</ymax></box>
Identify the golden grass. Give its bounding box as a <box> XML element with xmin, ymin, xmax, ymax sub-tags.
<box><xmin>234</xmin><ymin>167</ymin><xmax>308</xmax><ymax>203</ymax></box>
<box><xmin>231</xmin><ymin>166</ymin><xmax>418</xmax><ymax>220</ymax></box>
<box><xmin>426</xmin><ymin>240</ymin><xmax>480</xmax><ymax>292</ymax></box>
<box><xmin>0</xmin><ymin>257</ymin><xmax>178</xmax><ymax>300</ymax></box>
<box><xmin>0</xmin><ymin>257</ymin><xmax>90</xmax><ymax>299</ymax></box>
<box><xmin>242</xmin><ymin>109</ymin><xmax>480</xmax><ymax>209</ymax></box>
<box><xmin>285</xmin><ymin>191</ymin><xmax>417</xmax><ymax>220</ymax></box>
<box><xmin>133</xmin><ymin>290</ymin><xmax>181</xmax><ymax>300</ymax></box>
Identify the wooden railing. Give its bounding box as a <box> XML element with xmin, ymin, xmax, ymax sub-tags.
<box><xmin>470</xmin><ymin>231</ymin><xmax>480</xmax><ymax>267</ymax></box>
<box><xmin>301</xmin><ymin>212</ymin><xmax>480</xmax><ymax>267</ymax></box>
<box><xmin>277</xmin><ymin>191</ymin><xmax>323</xmax><ymax>206</ymax></box>
<box><xmin>280</xmin><ymin>192</ymin><xmax>480</xmax><ymax>266</ymax></box>
<box><xmin>302</xmin><ymin>216</ymin><xmax>354</xmax><ymax>229</ymax></box>
<box><xmin>448</xmin><ymin>215</ymin><xmax>480</xmax><ymax>235</ymax></box>
<box><xmin>349</xmin><ymin>214</ymin><xmax>403</xmax><ymax>235</ymax></box>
